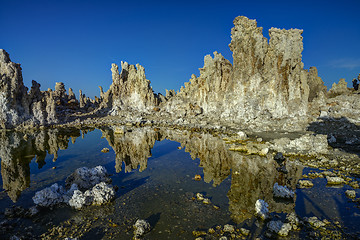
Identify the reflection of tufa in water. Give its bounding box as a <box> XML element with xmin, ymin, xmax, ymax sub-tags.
<box><xmin>0</xmin><ymin>128</ymin><xmax>82</xmax><ymax>202</ymax></box>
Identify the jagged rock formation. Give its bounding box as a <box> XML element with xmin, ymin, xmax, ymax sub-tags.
<box><xmin>162</xmin><ymin>16</ymin><xmax>326</xmax><ymax>131</ymax></box>
<box><xmin>0</xmin><ymin>49</ymin><xmax>85</xmax><ymax>128</ymax></box>
<box><xmin>99</xmin><ymin>62</ymin><xmax>159</xmax><ymax>115</ymax></box>
<box><xmin>1</xmin><ymin>16</ymin><xmax>358</xmax><ymax>132</ymax></box>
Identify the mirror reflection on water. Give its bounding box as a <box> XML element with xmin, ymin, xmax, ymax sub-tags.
<box><xmin>0</xmin><ymin>127</ymin><xmax>359</xmax><ymax>239</ymax></box>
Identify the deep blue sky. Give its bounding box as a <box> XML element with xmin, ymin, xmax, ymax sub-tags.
<box><xmin>1</xmin><ymin>0</ymin><xmax>359</xmax><ymax>98</ymax></box>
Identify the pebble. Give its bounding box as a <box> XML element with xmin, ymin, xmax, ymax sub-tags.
<box><xmin>223</xmin><ymin>224</ymin><xmax>235</xmax><ymax>233</ymax></box>
<box><xmin>240</xmin><ymin>228</ymin><xmax>250</xmax><ymax>236</ymax></box>
<box><xmin>345</xmin><ymin>190</ymin><xmax>356</xmax><ymax>199</ymax></box>
<box><xmin>298</xmin><ymin>180</ymin><xmax>314</xmax><ymax>188</ymax></box>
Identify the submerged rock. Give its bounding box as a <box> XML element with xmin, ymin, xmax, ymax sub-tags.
<box><xmin>273</xmin><ymin>183</ymin><xmax>295</xmax><ymax>199</ymax></box>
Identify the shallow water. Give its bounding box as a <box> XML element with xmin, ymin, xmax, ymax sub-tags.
<box><xmin>0</xmin><ymin>127</ymin><xmax>359</xmax><ymax>239</ymax></box>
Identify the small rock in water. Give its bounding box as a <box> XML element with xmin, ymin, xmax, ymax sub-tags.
<box><xmin>194</xmin><ymin>174</ymin><xmax>202</xmax><ymax>181</ymax></box>
<box><xmin>345</xmin><ymin>190</ymin><xmax>356</xmax><ymax>199</ymax></box>
<box><xmin>101</xmin><ymin>148</ymin><xmax>109</xmax><ymax>153</ymax></box>
<box><xmin>305</xmin><ymin>216</ymin><xmax>326</xmax><ymax>228</ymax></box>
<box><xmin>203</xmin><ymin>198</ymin><xmax>211</xmax><ymax>204</ymax></box>
<box><xmin>267</xmin><ymin>220</ymin><xmax>292</xmax><ymax>236</ymax></box>
<box><xmin>133</xmin><ymin>219</ymin><xmax>151</xmax><ymax>239</ymax></box>
<box><xmin>223</xmin><ymin>224</ymin><xmax>235</xmax><ymax>233</ymax></box>
<box><xmin>273</xmin><ymin>183</ymin><xmax>294</xmax><ymax>199</ymax></box>
<box><xmin>196</xmin><ymin>193</ymin><xmax>204</xmax><ymax>201</ymax></box>
<box><xmin>286</xmin><ymin>212</ymin><xmax>300</xmax><ymax>230</ymax></box>
<box><xmin>240</xmin><ymin>227</ymin><xmax>250</xmax><ymax>236</ymax></box>
<box><xmin>298</xmin><ymin>180</ymin><xmax>314</xmax><ymax>188</ymax></box>
<box><xmin>255</xmin><ymin>199</ymin><xmax>269</xmax><ymax>220</ymax></box>
<box><xmin>326</xmin><ymin>176</ymin><xmax>345</xmax><ymax>185</ymax></box>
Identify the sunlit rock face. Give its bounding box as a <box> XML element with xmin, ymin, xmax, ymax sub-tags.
<box><xmin>100</xmin><ymin>62</ymin><xmax>159</xmax><ymax>115</ymax></box>
<box><xmin>162</xmin><ymin>16</ymin><xmax>325</xmax><ymax>131</ymax></box>
<box><xmin>0</xmin><ymin>49</ymin><xmax>30</xmax><ymax>128</ymax></box>
<box><xmin>162</xmin><ymin>52</ymin><xmax>232</xmax><ymax>118</ymax></box>
<box><xmin>101</xmin><ymin>127</ymin><xmax>160</xmax><ymax>173</ymax></box>
<box><xmin>0</xmin><ymin>49</ymin><xmax>84</xmax><ymax>128</ymax></box>
<box><xmin>0</xmin><ymin>129</ymin><xmax>81</xmax><ymax>202</ymax></box>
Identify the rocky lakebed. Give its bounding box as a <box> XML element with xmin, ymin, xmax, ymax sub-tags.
<box><xmin>0</xmin><ymin>126</ymin><xmax>359</xmax><ymax>239</ymax></box>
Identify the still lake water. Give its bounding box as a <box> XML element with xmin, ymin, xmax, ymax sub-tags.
<box><xmin>0</xmin><ymin>127</ymin><xmax>359</xmax><ymax>239</ymax></box>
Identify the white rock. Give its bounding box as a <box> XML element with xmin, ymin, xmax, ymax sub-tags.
<box><xmin>273</xmin><ymin>183</ymin><xmax>294</xmax><ymax>199</ymax></box>
<box><xmin>68</xmin><ymin>182</ymin><xmax>115</xmax><ymax>209</ymax></box>
<box><xmin>32</xmin><ymin>183</ymin><xmax>66</xmax><ymax>207</ymax></box>
<box><xmin>267</xmin><ymin>220</ymin><xmax>292</xmax><ymax>236</ymax></box>
<box><xmin>255</xmin><ymin>199</ymin><xmax>269</xmax><ymax>220</ymax></box>
<box><xmin>66</xmin><ymin>165</ymin><xmax>110</xmax><ymax>190</ymax></box>
<box><xmin>91</xmin><ymin>182</ymin><xmax>115</xmax><ymax>205</ymax></box>
<box><xmin>326</xmin><ymin>176</ymin><xmax>345</xmax><ymax>185</ymax></box>
<box><xmin>68</xmin><ymin>190</ymin><xmax>93</xmax><ymax>210</ymax></box>
<box><xmin>237</xmin><ymin>131</ymin><xmax>247</xmax><ymax>140</ymax></box>
<box><xmin>297</xmin><ymin>180</ymin><xmax>314</xmax><ymax>188</ymax></box>
<box><xmin>223</xmin><ymin>224</ymin><xmax>235</xmax><ymax>233</ymax></box>
<box><xmin>133</xmin><ymin>219</ymin><xmax>151</xmax><ymax>238</ymax></box>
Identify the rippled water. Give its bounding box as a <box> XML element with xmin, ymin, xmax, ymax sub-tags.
<box><xmin>0</xmin><ymin>127</ymin><xmax>359</xmax><ymax>239</ymax></box>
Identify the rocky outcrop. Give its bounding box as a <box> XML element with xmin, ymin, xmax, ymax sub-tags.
<box><xmin>99</xmin><ymin>62</ymin><xmax>159</xmax><ymax>115</ymax></box>
<box><xmin>0</xmin><ymin>49</ymin><xmax>29</xmax><ymax>128</ymax></box>
<box><xmin>1</xmin><ymin>16</ymin><xmax>357</xmax><ymax>132</ymax></box>
<box><xmin>161</xmin><ymin>16</ymin><xmax>327</xmax><ymax>131</ymax></box>
<box><xmin>0</xmin><ymin>49</ymin><xmax>88</xmax><ymax>128</ymax></box>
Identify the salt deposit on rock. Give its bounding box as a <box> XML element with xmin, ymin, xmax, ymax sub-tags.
<box><xmin>133</xmin><ymin>219</ymin><xmax>151</xmax><ymax>239</ymax></box>
<box><xmin>33</xmin><ymin>166</ymin><xmax>114</xmax><ymax>209</ymax></box>
<box><xmin>273</xmin><ymin>183</ymin><xmax>295</xmax><ymax>199</ymax></box>
<box><xmin>267</xmin><ymin>220</ymin><xmax>292</xmax><ymax>236</ymax></box>
<box><xmin>255</xmin><ymin>199</ymin><xmax>269</xmax><ymax>220</ymax></box>
<box><xmin>32</xmin><ymin>183</ymin><xmax>66</xmax><ymax>207</ymax></box>
<box><xmin>65</xmin><ymin>165</ymin><xmax>111</xmax><ymax>190</ymax></box>
<box><xmin>68</xmin><ymin>182</ymin><xmax>115</xmax><ymax>209</ymax></box>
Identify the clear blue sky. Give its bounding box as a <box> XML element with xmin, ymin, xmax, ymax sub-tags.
<box><xmin>1</xmin><ymin>0</ymin><xmax>359</xmax><ymax>98</ymax></box>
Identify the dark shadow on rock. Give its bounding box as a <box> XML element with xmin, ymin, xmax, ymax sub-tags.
<box><xmin>307</xmin><ymin>117</ymin><xmax>360</xmax><ymax>156</ymax></box>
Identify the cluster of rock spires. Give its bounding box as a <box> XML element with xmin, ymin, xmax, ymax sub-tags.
<box><xmin>1</xmin><ymin>16</ymin><xmax>358</xmax><ymax>131</ymax></box>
